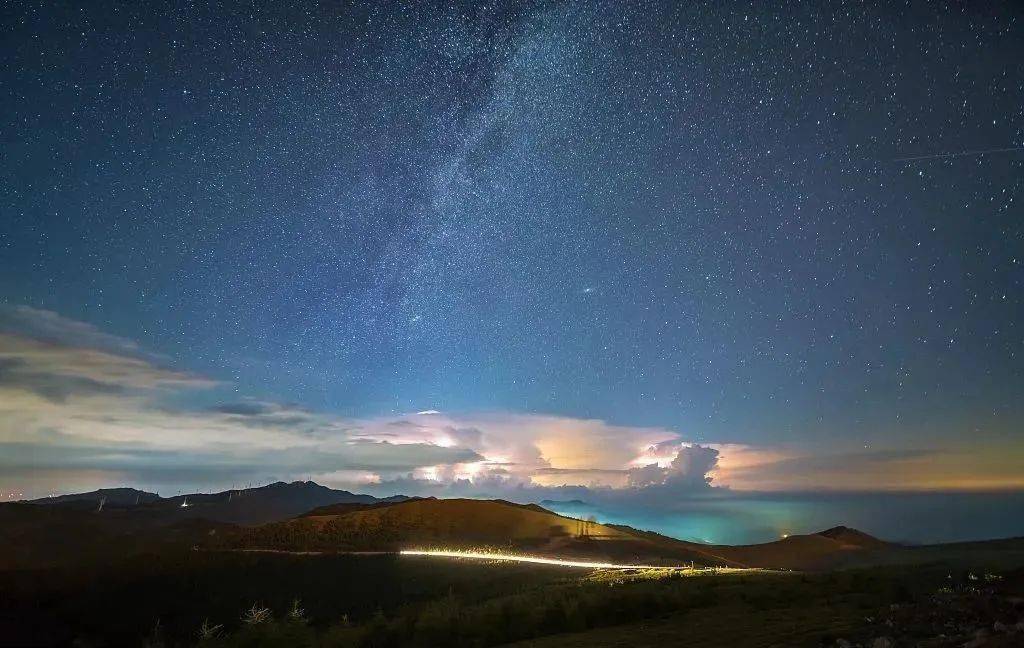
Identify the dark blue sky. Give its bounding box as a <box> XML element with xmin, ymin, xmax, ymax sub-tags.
<box><xmin>1</xmin><ymin>1</ymin><xmax>1022</xmax><ymax>499</ymax></box>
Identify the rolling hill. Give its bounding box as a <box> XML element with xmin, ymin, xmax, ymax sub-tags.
<box><xmin>217</xmin><ymin>497</ymin><xmax>1024</xmax><ymax>572</ymax></box>
<box><xmin>701</xmin><ymin>527</ymin><xmax>895</xmax><ymax>570</ymax></box>
<box><xmin>0</xmin><ymin>481</ymin><xmax>409</xmax><ymax>569</ymax></box>
<box><xmin>10</xmin><ymin>484</ymin><xmax>1024</xmax><ymax>574</ymax></box>
<box><xmin>219</xmin><ymin>497</ymin><xmax>748</xmax><ymax>567</ymax></box>
<box><xmin>0</xmin><ymin>502</ymin><xmax>232</xmax><ymax>570</ymax></box>
<box><xmin>25</xmin><ymin>480</ymin><xmax>408</xmax><ymax>525</ymax></box>
<box><xmin>31</xmin><ymin>487</ymin><xmax>161</xmax><ymax>507</ymax></box>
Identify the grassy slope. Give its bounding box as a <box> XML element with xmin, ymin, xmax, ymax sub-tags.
<box><xmin>506</xmin><ymin>564</ymin><xmax>1024</xmax><ymax>648</ymax></box>
<box><xmin>199</xmin><ymin>566</ymin><xmax>948</xmax><ymax>648</ymax></box>
<box><xmin>704</xmin><ymin>533</ymin><xmax>881</xmax><ymax>570</ymax></box>
<box><xmin>224</xmin><ymin>498</ymin><xmax>750</xmax><ymax>566</ymax></box>
<box><xmin>0</xmin><ymin>552</ymin><xmax>573</xmax><ymax>647</ymax></box>
<box><xmin>0</xmin><ymin>503</ymin><xmax>230</xmax><ymax>570</ymax></box>
<box><xmin>221</xmin><ymin>497</ymin><xmax>1024</xmax><ymax>571</ymax></box>
<box><xmin>701</xmin><ymin>534</ymin><xmax>1024</xmax><ymax>571</ymax></box>
<box><xmin>7</xmin><ymin>534</ymin><xmax>1024</xmax><ymax>646</ymax></box>
<box><xmin>502</xmin><ymin>602</ymin><xmax>864</xmax><ymax>648</ymax></box>
<box><xmin>328</xmin><ymin>497</ymin><xmax>628</xmax><ymax>541</ymax></box>
<box><xmin>226</xmin><ymin>497</ymin><xmax>630</xmax><ymax>552</ymax></box>
<box><xmin>601</xmin><ymin>523</ymin><xmax>889</xmax><ymax>570</ymax></box>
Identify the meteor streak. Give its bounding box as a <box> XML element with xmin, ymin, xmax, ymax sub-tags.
<box><xmin>893</xmin><ymin>146</ymin><xmax>1024</xmax><ymax>162</ymax></box>
<box><xmin>400</xmin><ymin>549</ymin><xmax>730</xmax><ymax>571</ymax></box>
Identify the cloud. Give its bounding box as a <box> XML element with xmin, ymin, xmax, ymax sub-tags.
<box><xmin>0</xmin><ymin>312</ymin><xmax>487</xmax><ymax>495</ymax></box>
<box><xmin>0</xmin><ymin>309</ymin><xmax>733</xmax><ymax>499</ymax></box>
<box><xmin>625</xmin><ymin>443</ymin><xmax>720</xmax><ymax>488</ymax></box>
<box><xmin>625</xmin><ymin>463</ymin><xmax>666</xmax><ymax>488</ymax></box>
<box><xmin>0</xmin><ymin>305</ymin><xmax>143</xmax><ymax>357</ymax></box>
<box><xmin>6</xmin><ymin>307</ymin><xmax>1019</xmax><ymax>502</ymax></box>
<box><xmin>0</xmin><ymin>356</ymin><xmax>127</xmax><ymax>402</ymax></box>
<box><xmin>353</xmin><ymin>441</ymin><xmax>725</xmax><ymax>516</ymax></box>
<box><xmin>667</xmin><ymin>444</ymin><xmax>720</xmax><ymax>486</ymax></box>
<box><xmin>352</xmin><ymin>411</ymin><xmax>678</xmax><ymax>469</ymax></box>
<box><xmin>0</xmin><ymin>333</ymin><xmax>213</xmax><ymax>397</ymax></box>
<box><xmin>211</xmin><ymin>401</ymin><xmax>281</xmax><ymax>416</ymax></box>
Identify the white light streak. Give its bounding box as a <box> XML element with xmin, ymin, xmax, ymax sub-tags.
<box><xmin>893</xmin><ymin>146</ymin><xmax>1024</xmax><ymax>163</ymax></box>
<box><xmin>401</xmin><ymin>549</ymin><xmax>703</xmax><ymax>571</ymax></box>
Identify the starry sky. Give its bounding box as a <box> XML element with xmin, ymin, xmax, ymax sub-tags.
<box><xmin>1</xmin><ymin>1</ymin><xmax>1022</xmax><ymax>542</ymax></box>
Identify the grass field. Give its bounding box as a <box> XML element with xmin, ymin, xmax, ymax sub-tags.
<box><xmin>505</xmin><ymin>603</ymin><xmax>865</xmax><ymax>648</ymax></box>
<box><xmin>4</xmin><ymin>530</ymin><xmax>1023</xmax><ymax>646</ymax></box>
<box><xmin>190</xmin><ymin>566</ymin><xmax>886</xmax><ymax>648</ymax></box>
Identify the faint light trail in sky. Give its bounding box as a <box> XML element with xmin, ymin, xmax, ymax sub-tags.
<box><xmin>400</xmin><ymin>549</ymin><xmax>730</xmax><ymax>571</ymax></box>
<box><xmin>892</xmin><ymin>146</ymin><xmax>1024</xmax><ymax>162</ymax></box>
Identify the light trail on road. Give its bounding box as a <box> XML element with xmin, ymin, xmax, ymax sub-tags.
<box><xmin>400</xmin><ymin>549</ymin><xmax>718</xmax><ymax>571</ymax></box>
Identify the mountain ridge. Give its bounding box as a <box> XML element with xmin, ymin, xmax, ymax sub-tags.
<box><xmin>10</xmin><ymin>483</ymin><xmax>1021</xmax><ymax>574</ymax></box>
<box><xmin>24</xmin><ymin>480</ymin><xmax>409</xmax><ymax>525</ymax></box>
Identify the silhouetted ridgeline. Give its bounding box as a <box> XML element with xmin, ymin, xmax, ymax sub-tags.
<box><xmin>0</xmin><ymin>481</ymin><xmax>406</xmax><ymax>570</ymax></box>
<box><xmin>25</xmin><ymin>480</ymin><xmax>410</xmax><ymax>525</ymax></box>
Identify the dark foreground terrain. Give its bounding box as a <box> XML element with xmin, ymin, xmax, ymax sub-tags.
<box><xmin>3</xmin><ymin>550</ymin><xmax>1024</xmax><ymax>647</ymax></box>
<box><xmin>3</xmin><ymin>485</ymin><xmax>1024</xmax><ymax>647</ymax></box>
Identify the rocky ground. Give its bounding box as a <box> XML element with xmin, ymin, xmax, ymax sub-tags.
<box><xmin>832</xmin><ymin>569</ymin><xmax>1024</xmax><ymax>647</ymax></box>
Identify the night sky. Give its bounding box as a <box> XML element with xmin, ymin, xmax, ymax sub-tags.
<box><xmin>1</xmin><ymin>1</ymin><xmax>1022</xmax><ymax>542</ymax></box>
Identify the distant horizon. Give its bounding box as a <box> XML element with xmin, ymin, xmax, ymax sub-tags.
<box><xmin>20</xmin><ymin>477</ymin><xmax>1024</xmax><ymax>500</ymax></box>
<box><xmin>16</xmin><ymin>478</ymin><xmax>1024</xmax><ymax>547</ymax></box>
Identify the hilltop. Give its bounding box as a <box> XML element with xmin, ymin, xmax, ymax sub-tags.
<box><xmin>217</xmin><ymin>497</ymin><xmax>1024</xmax><ymax>572</ymax></box>
<box><xmin>220</xmin><ymin>498</ymin><xmax>747</xmax><ymax>567</ymax></box>
<box><xmin>9</xmin><ymin>484</ymin><xmax>1024</xmax><ymax>573</ymax></box>
<box><xmin>817</xmin><ymin>524</ymin><xmax>891</xmax><ymax>548</ymax></box>
<box><xmin>24</xmin><ymin>480</ymin><xmax>408</xmax><ymax>525</ymax></box>
<box><xmin>0</xmin><ymin>481</ymin><xmax>409</xmax><ymax>569</ymax></box>
<box><xmin>703</xmin><ymin>526</ymin><xmax>895</xmax><ymax>571</ymax></box>
<box><xmin>31</xmin><ymin>487</ymin><xmax>161</xmax><ymax>507</ymax></box>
